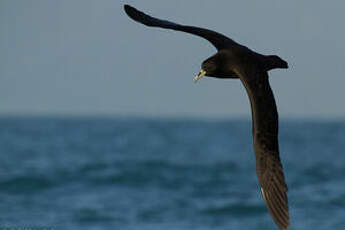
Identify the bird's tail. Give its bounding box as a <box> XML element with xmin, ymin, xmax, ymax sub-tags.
<box><xmin>264</xmin><ymin>55</ymin><xmax>288</xmax><ymax>71</ymax></box>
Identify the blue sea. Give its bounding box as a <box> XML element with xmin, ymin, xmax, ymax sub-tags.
<box><xmin>0</xmin><ymin>117</ymin><xmax>344</xmax><ymax>230</ymax></box>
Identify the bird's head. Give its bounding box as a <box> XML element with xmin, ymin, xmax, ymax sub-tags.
<box><xmin>194</xmin><ymin>52</ymin><xmax>238</xmax><ymax>83</ymax></box>
<box><xmin>194</xmin><ymin>60</ymin><xmax>217</xmax><ymax>83</ymax></box>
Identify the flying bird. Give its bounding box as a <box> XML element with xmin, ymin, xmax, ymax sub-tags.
<box><xmin>124</xmin><ymin>4</ymin><xmax>289</xmax><ymax>230</ymax></box>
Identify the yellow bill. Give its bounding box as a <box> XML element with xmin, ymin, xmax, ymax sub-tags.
<box><xmin>193</xmin><ymin>69</ymin><xmax>206</xmax><ymax>83</ymax></box>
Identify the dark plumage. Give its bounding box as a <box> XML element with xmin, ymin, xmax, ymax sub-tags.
<box><xmin>124</xmin><ymin>4</ymin><xmax>289</xmax><ymax>230</ymax></box>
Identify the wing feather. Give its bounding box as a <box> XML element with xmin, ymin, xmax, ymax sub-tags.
<box><xmin>124</xmin><ymin>5</ymin><xmax>237</xmax><ymax>50</ymax></box>
<box><xmin>254</xmin><ymin>119</ymin><xmax>289</xmax><ymax>230</ymax></box>
<box><xmin>239</xmin><ymin>70</ymin><xmax>290</xmax><ymax>230</ymax></box>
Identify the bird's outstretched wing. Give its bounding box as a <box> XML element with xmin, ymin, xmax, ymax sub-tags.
<box><xmin>124</xmin><ymin>5</ymin><xmax>238</xmax><ymax>50</ymax></box>
<box><xmin>255</xmin><ymin>146</ymin><xmax>289</xmax><ymax>230</ymax></box>
<box><xmin>239</xmin><ymin>70</ymin><xmax>289</xmax><ymax>230</ymax></box>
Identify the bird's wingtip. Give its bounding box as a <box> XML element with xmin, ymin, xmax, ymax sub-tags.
<box><xmin>123</xmin><ymin>4</ymin><xmax>132</xmax><ymax>13</ymax></box>
<box><xmin>123</xmin><ymin>4</ymin><xmax>142</xmax><ymax>22</ymax></box>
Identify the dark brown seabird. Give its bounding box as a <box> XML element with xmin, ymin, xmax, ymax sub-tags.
<box><xmin>124</xmin><ymin>5</ymin><xmax>289</xmax><ymax>230</ymax></box>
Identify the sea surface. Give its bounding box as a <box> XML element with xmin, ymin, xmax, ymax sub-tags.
<box><xmin>0</xmin><ymin>117</ymin><xmax>344</xmax><ymax>230</ymax></box>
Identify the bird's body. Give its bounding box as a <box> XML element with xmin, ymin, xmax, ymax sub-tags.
<box><xmin>124</xmin><ymin>5</ymin><xmax>289</xmax><ymax>230</ymax></box>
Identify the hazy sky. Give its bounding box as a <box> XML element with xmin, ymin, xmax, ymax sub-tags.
<box><xmin>1</xmin><ymin>0</ymin><xmax>345</xmax><ymax>119</ymax></box>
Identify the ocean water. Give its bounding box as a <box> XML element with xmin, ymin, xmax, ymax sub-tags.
<box><xmin>0</xmin><ymin>117</ymin><xmax>344</xmax><ymax>230</ymax></box>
